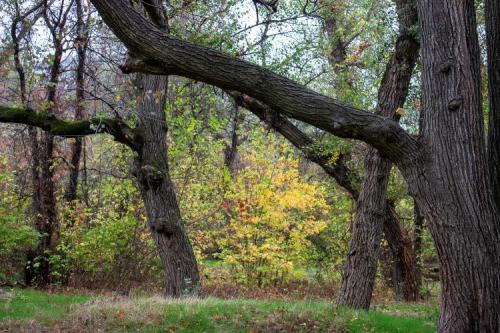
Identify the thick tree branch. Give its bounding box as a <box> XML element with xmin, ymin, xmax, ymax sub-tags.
<box><xmin>0</xmin><ymin>105</ymin><xmax>140</xmax><ymax>150</ymax></box>
<box><xmin>88</xmin><ymin>0</ymin><xmax>420</xmax><ymax>169</ymax></box>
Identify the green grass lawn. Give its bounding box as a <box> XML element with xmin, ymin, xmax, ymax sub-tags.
<box><xmin>0</xmin><ymin>289</ymin><xmax>438</xmax><ymax>332</ymax></box>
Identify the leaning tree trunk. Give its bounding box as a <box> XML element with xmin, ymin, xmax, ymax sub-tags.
<box><xmin>336</xmin><ymin>151</ymin><xmax>391</xmax><ymax>308</ymax></box>
<box><xmin>133</xmin><ymin>74</ymin><xmax>200</xmax><ymax>297</ymax></box>
<box><xmin>414</xmin><ymin>0</ymin><xmax>500</xmax><ymax>331</ymax></box>
<box><xmin>336</xmin><ymin>0</ymin><xmax>419</xmax><ymax>309</ymax></box>
<box><xmin>233</xmin><ymin>90</ymin><xmax>419</xmax><ymax>303</ymax></box>
<box><xmin>384</xmin><ymin>204</ymin><xmax>418</xmax><ymax>301</ymax></box>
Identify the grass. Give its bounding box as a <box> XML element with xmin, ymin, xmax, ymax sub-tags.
<box><xmin>0</xmin><ymin>289</ymin><xmax>438</xmax><ymax>332</ymax></box>
<box><xmin>0</xmin><ymin>288</ymin><xmax>89</xmax><ymax>323</ymax></box>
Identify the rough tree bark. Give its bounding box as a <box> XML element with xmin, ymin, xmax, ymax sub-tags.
<box><xmin>336</xmin><ymin>0</ymin><xmax>419</xmax><ymax>309</ymax></box>
<box><xmin>414</xmin><ymin>0</ymin><xmax>500</xmax><ymax>331</ymax></box>
<box><xmin>92</xmin><ymin>0</ymin><xmax>419</xmax><ymax>165</ymax></box>
<box><xmin>131</xmin><ymin>0</ymin><xmax>200</xmax><ymax>297</ymax></box>
<box><xmin>133</xmin><ymin>74</ymin><xmax>200</xmax><ymax>296</ymax></box>
<box><xmin>486</xmin><ymin>0</ymin><xmax>500</xmax><ymax>213</ymax></box>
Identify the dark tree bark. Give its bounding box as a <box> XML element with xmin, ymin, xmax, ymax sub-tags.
<box><xmin>65</xmin><ymin>0</ymin><xmax>89</xmax><ymax>202</ymax></box>
<box><xmin>413</xmin><ymin>200</ymin><xmax>424</xmax><ymax>295</ymax></box>
<box><xmin>91</xmin><ymin>0</ymin><xmax>420</xmax><ymax>166</ymax></box>
<box><xmin>132</xmin><ymin>73</ymin><xmax>200</xmax><ymax>296</ymax></box>
<box><xmin>336</xmin><ymin>0</ymin><xmax>419</xmax><ymax>309</ymax></box>
<box><xmin>222</xmin><ymin>105</ymin><xmax>245</xmax><ymax>174</ymax></box>
<box><xmin>131</xmin><ymin>0</ymin><xmax>200</xmax><ymax>297</ymax></box>
<box><xmin>336</xmin><ymin>149</ymin><xmax>391</xmax><ymax>308</ymax></box>
<box><xmin>415</xmin><ymin>0</ymin><xmax>500</xmax><ymax>331</ymax></box>
<box><xmin>384</xmin><ymin>204</ymin><xmax>419</xmax><ymax>301</ymax></box>
<box><xmin>486</xmin><ymin>0</ymin><xmax>500</xmax><ymax>213</ymax></box>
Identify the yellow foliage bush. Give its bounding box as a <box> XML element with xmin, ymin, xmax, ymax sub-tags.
<box><xmin>216</xmin><ymin>134</ymin><xmax>329</xmax><ymax>287</ymax></box>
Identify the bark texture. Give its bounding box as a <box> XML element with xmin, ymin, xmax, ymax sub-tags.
<box><xmin>416</xmin><ymin>1</ymin><xmax>500</xmax><ymax>331</ymax></box>
<box><xmin>336</xmin><ymin>0</ymin><xmax>419</xmax><ymax>309</ymax></box>
<box><xmin>383</xmin><ymin>204</ymin><xmax>418</xmax><ymax>301</ymax></box>
<box><xmin>5</xmin><ymin>0</ymin><xmax>500</xmax><ymax>329</ymax></box>
<box><xmin>486</xmin><ymin>0</ymin><xmax>500</xmax><ymax>212</ymax></box>
<box><xmin>133</xmin><ymin>74</ymin><xmax>200</xmax><ymax>296</ymax></box>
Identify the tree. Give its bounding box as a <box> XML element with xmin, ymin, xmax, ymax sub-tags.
<box><xmin>335</xmin><ymin>0</ymin><xmax>419</xmax><ymax>308</ymax></box>
<box><xmin>81</xmin><ymin>0</ymin><xmax>500</xmax><ymax>331</ymax></box>
<box><xmin>130</xmin><ymin>0</ymin><xmax>200</xmax><ymax>297</ymax></box>
<box><xmin>64</xmin><ymin>0</ymin><xmax>90</xmax><ymax>202</ymax></box>
<box><xmin>133</xmin><ymin>74</ymin><xmax>200</xmax><ymax>296</ymax></box>
<box><xmin>9</xmin><ymin>0</ymin><xmax>73</xmax><ymax>286</ymax></box>
<box><xmin>238</xmin><ymin>0</ymin><xmax>421</xmax><ymax>303</ymax></box>
<box><xmin>1</xmin><ymin>0</ymin><xmax>201</xmax><ymax>296</ymax></box>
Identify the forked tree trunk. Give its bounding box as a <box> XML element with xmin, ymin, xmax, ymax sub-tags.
<box><xmin>336</xmin><ymin>0</ymin><xmax>419</xmax><ymax>309</ymax></box>
<box><xmin>415</xmin><ymin>1</ymin><xmax>500</xmax><ymax>331</ymax></box>
<box><xmin>133</xmin><ymin>74</ymin><xmax>200</xmax><ymax>297</ymax></box>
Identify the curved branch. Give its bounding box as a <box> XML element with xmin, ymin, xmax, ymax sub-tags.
<box><xmin>88</xmin><ymin>0</ymin><xmax>419</xmax><ymax>168</ymax></box>
<box><xmin>0</xmin><ymin>105</ymin><xmax>141</xmax><ymax>150</ymax></box>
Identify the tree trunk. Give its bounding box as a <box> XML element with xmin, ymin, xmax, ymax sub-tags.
<box><xmin>133</xmin><ymin>74</ymin><xmax>200</xmax><ymax>297</ymax></box>
<box><xmin>12</xmin><ymin>4</ymin><xmax>60</xmax><ymax>285</ymax></box>
<box><xmin>486</xmin><ymin>0</ymin><xmax>500</xmax><ymax>213</ymax></box>
<box><xmin>336</xmin><ymin>0</ymin><xmax>419</xmax><ymax>309</ymax></box>
<box><xmin>222</xmin><ymin>105</ymin><xmax>244</xmax><ymax>174</ymax></box>
<box><xmin>415</xmin><ymin>0</ymin><xmax>500</xmax><ymax>331</ymax></box>
<box><xmin>234</xmin><ymin>91</ymin><xmax>419</xmax><ymax>303</ymax></box>
<box><xmin>336</xmin><ymin>150</ymin><xmax>391</xmax><ymax>308</ymax></box>
<box><xmin>384</xmin><ymin>204</ymin><xmax>418</xmax><ymax>301</ymax></box>
<box><xmin>65</xmin><ymin>0</ymin><xmax>88</xmax><ymax>202</ymax></box>
<box><xmin>412</xmin><ymin>200</ymin><xmax>423</xmax><ymax>296</ymax></box>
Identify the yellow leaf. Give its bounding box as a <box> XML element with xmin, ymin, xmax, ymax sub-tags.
<box><xmin>396</xmin><ymin>107</ymin><xmax>407</xmax><ymax>116</ymax></box>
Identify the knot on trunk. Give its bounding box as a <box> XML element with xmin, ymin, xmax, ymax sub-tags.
<box><xmin>150</xmin><ymin>217</ymin><xmax>179</xmax><ymax>236</ymax></box>
<box><xmin>139</xmin><ymin>165</ymin><xmax>164</xmax><ymax>190</ymax></box>
<box><xmin>119</xmin><ymin>54</ymin><xmax>164</xmax><ymax>75</ymax></box>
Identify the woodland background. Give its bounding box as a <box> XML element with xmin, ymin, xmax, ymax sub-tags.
<box><xmin>0</xmin><ymin>0</ymin><xmax>442</xmax><ymax>301</ymax></box>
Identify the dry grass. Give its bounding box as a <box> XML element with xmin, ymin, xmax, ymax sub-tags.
<box><xmin>0</xmin><ymin>289</ymin><xmax>438</xmax><ymax>332</ymax></box>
